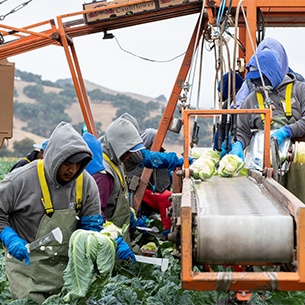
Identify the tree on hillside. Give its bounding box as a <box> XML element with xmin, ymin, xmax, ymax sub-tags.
<box><xmin>23</xmin><ymin>85</ymin><xmax>44</xmax><ymax>100</ymax></box>
<box><xmin>0</xmin><ymin>145</ymin><xmax>13</xmax><ymax>157</ymax></box>
<box><xmin>13</xmin><ymin>138</ymin><xmax>35</xmax><ymax>157</ymax></box>
<box><xmin>15</xmin><ymin>70</ymin><xmax>43</xmax><ymax>84</ymax></box>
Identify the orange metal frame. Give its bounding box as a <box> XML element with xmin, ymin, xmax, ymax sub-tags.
<box><xmin>180</xmin><ymin>108</ymin><xmax>305</xmax><ymax>291</ymax></box>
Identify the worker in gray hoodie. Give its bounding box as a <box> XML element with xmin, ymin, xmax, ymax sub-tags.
<box><xmin>0</xmin><ymin>122</ymin><xmax>104</xmax><ymax>304</ymax></box>
<box><xmin>98</xmin><ymin>117</ymin><xmax>144</xmax><ymax>231</ymax></box>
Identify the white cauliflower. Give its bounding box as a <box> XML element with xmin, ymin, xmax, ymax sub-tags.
<box><xmin>190</xmin><ymin>157</ymin><xmax>216</xmax><ymax>181</ymax></box>
<box><xmin>218</xmin><ymin>154</ymin><xmax>245</xmax><ymax>177</ymax></box>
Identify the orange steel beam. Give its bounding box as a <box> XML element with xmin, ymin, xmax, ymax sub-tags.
<box><xmin>0</xmin><ymin>21</ymin><xmax>60</xmax><ymax>60</ymax></box>
<box><xmin>56</xmin><ymin>16</ymin><xmax>97</xmax><ymax>137</ymax></box>
<box><xmin>132</xmin><ymin>12</ymin><xmax>208</xmax><ymax>212</ymax></box>
<box><xmin>180</xmin><ymin>108</ymin><xmax>305</xmax><ymax>291</ymax></box>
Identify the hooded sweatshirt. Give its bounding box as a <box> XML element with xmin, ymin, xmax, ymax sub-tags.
<box><xmin>236</xmin><ymin>52</ymin><xmax>305</xmax><ymax>148</ymax></box>
<box><xmin>234</xmin><ymin>37</ymin><xmax>303</xmax><ymax>108</ymax></box>
<box><xmin>83</xmin><ymin>132</ymin><xmax>105</xmax><ymax>175</ymax></box>
<box><xmin>0</xmin><ymin>121</ymin><xmax>101</xmax><ymax>242</ymax></box>
<box><xmin>99</xmin><ymin>117</ymin><xmax>143</xmax><ymax>220</ymax></box>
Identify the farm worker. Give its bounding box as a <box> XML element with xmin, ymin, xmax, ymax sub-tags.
<box><xmin>92</xmin><ymin>117</ymin><xmax>145</xmax><ymax>240</ymax></box>
<box><xmin>0</xmin><ymin>121</ymin><xmax>132</xmax><ymax>304</ymax></box>
<box><xmin>10</xmin><ymin>138</ymin><xmax>49</xmax><ymax>172</ymax></box>
<box><xmin>233</xmin><ymin>37</ymin><xmax>304</xmax><ymax>109</ymax></box>
<box><xmin>118</xmin><ymin>113</ymin><xmax>186</xmax><ymax>233</ymax></box>
<box><xmin>229</xmin><ymin>49</ymin><xmax>305</xmax><ymax>199</ymax></box>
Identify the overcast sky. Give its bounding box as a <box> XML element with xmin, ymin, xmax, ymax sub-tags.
<box><xmin>1</xmin><ymin>0</ymin><xmax>305</xmax><ymax>109</ymax></box>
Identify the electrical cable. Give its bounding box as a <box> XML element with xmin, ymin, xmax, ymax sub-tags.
<box><xmin>114</xmin><ymin>36</ymin><xmax>185</xmax><ymax>63</ymax></box>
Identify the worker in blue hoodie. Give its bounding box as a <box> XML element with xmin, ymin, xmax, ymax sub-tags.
<box><xmin>233</xmin><ymin>37</ymin><xmax>304</xmax><ymax>109</ymax></box>
<box><xmin>229</xmin><ymin>49</ymin><xmax>305</xmax><ymax>201</ymax></box>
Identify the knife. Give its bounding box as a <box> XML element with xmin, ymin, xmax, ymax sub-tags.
<box><xmin>27</xmin><ymin>227</ymin><xmax>63</xmax><ymax>252</ymax></box>
<box><xmin>135</xmin><ymin>255</ymin><xmax>169</xmax><ymax>272</ymax></box>
<box><xmin>136</xmin><ymin>226</ymin><xmax>167</xmax><ymax>240</ymax></box>
<box><xmin>7</xmin><ymin>227</ymin><xmax>63</xmax><ymax>258</ymax></box>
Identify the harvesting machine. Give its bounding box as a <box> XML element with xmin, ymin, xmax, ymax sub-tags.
<box><xmin>1</xmin><ymin>0</ymin><xmax>305</xmax><ymax>302</ymax></box>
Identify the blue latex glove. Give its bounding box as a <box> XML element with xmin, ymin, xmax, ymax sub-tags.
<box><xmin>115</xmin><ymin>237</ymin><xmax>136</xmax><ymax>262</ymax></box>
<box><xmin>0</xmin><ymin>227</ymin><xmax>30</xmax><ymax>265</ymax></box>
<box><xmin>77</xmin><ymin>214</ymin><xmax>104</xmax><ymax>232</ymax></box>
<box><xmin>162</xmin><ymin>229</ymin><xmax>170</xmax><ymax>237</ymax></box>
<box><xmin>130</xmin><ymin>209</ymin><xmax>148</xmax><ymax>233</ymax></box>
<box><xmin>220</xmin><ymin>139</ymin><xmax>232</xmax><ymax>158</ymax></box>
<box><xmin>135</xmin><ymin>215</ymin><xmax>147</xmax><ymax>228</ymax></box>
<box><xmin>229</xmin><ymin>140</ymin><xmax>244</xmax><ymax>161</ymax></box>
<box><xmin>271</xmin><ymin>126</ymin><xmax>293</xmax><ymax>146</ymax></box>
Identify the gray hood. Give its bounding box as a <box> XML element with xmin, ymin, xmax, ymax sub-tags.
<box><xmin>43</xmin><ymin>121</ymin><xmax>92</xmax><ymax>186</ymax></box>
<box><xmin>103</xmin><ymin>117</ymin><xmax>143</xmax><ymax>164</ymax></box>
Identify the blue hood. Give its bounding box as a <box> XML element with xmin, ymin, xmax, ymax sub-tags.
<box><xmin>245</xmin><ymin>49</ymin><xmax>284</xmax><ymax>89</ymax></box>
<box><xmin>83</xmin><ymin>133</ymin><xmax>105</xmax><ymax>175</ymax></box>
<box><xmin>217</xmin><ymin>70</ymin><xmax>243</xmax><ymax>100</ymax></box>
<box><xmin>257</xmin><ymin>37</ymin><xmax>289</xmax><ymax>74</ymax></box>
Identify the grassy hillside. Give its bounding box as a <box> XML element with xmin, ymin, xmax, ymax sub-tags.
<box><xmin>8</xmin><ymin>70</ymin><xmax>213</xmax><ymax>155</ymax></box>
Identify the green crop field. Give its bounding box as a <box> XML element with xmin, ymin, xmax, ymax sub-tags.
<box><xmin>0</xmin><ymin>159</ymin><xmax>305</xmax><ymax>304</ymax></box>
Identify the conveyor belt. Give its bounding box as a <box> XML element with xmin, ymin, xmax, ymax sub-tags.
<box><xmin>194</xmin><ymin>176</ymin><xmax>294</xmax><ymax>264</ymax></box>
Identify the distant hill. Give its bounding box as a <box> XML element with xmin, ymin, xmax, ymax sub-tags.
<box><xmin>9</xmin><ymin>72</ymin><xmax>185</xmax><ymax>154</ymax></box>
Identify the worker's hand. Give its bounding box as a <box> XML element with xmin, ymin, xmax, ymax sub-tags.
<box><xmin>0</xmin><ymin>226</ymin><xmax>30</xmax><ymax>265</ymax></box>
<box><xmin>115</xmin><ymin>237</ymin><xmax>136</xmax><ymax>262</ymax></box>
<box><xmin>271</xmin><ymin>126</ymin><xmax>293</xmax><ymax>146</ymax></box>
<box><xmin>220</xmin><ymin>140</ymin><xmax>232</xmax><ymax>158</ymax></box>
<box><xmin>229</xmin><ymin>140</ymin><xmax>244</xmax><ymax>161</ymax></box>
<box><xmin>135</xmin><ymin>215</ymin><xmax>148</xmax><ymax>228</ymax></box>
<box><xmin>130</xmin><ymin>208</ymin><xmax>148</xmax><ymax>233</ymax></box>
<box><xmin>78</xmin><ymin>214</ymin><xmax>104</xmax><ymax>232</ymax></box>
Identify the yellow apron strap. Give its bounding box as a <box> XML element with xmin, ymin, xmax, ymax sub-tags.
<box><xmin>103</xmin><ymin>152</ymin><xmax>125</xmax><ymax>188</ymax></box>
<box><xmin>256</xmin><ymin>91</ymin><xmax>266</xmax><ymax>123</ymax></box>
<box><xmin>283</xmin><ymin>82</ymin><xmax>293</xmax><ymax>117</ymax></box>
<box><xmin>37</xmin><ymin>159</ymin><xmax>54</xmax><ymax>215</ymax></box>
<box><xmin>22</xmin><ymin>157</ymin><xmax>31</xmax><ymax>163</ymax></box>
<box><xmin>75</xmin><ymin>174</ymin><xmax>83</xmax><ymax>210</ymax></box>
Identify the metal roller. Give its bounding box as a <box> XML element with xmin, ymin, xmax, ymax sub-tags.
<box><xmin>193</xmin><ymin>176</ymin><xmax>294</xmax><ymax>263</ymax></box>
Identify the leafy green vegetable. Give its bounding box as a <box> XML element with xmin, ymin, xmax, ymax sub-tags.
<box><xmin>190</xmin><ymin>158</ymin><xmax>216</xmax><ymax>181</ymax></box>
<box><xmin>62</xmin><ymin>229</ymin><xmax>115</xmax><ymax>303</ymax></box>
<box><xmin>217</xmin><ymin>154</ymin><xmax>245</xmax><ymax>177</ymax></box>
<box><xmin>141</xmin><ymin>242</ymin><xmax>158</xmax><ymax>251</ymax></box>
<box><xmin>201</xmin><ymin>150</ymin><xmax>221</xmax><ymax>166</ymax></box>
<box><xmin>0</xmin><ymin>158</ymin><xmax>18</xmax><ymax>180</ymax></box>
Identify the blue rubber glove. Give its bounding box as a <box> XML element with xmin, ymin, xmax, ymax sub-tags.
<box><xmin>271</xmin><ymin>126</ymin><xmax>293</xmax><ymax>146</ymax></box>
<box><xmin>162</xmin><ymin>229</ymin><xmax>170</xmax><ymax>237</ymax></box>
<box><xmin>77</xmin><ymin>215</ymin><xmax>104</xmax><ymax>232</ymax></box>
<box><xmin>229</xmin><ymin>140</ymin><xmax>244</xmax><ymax>161</ymax></box>
<box><xmin>135</xmin><ymin>215</ymin><xmax>147</xmax><ymax>228</ymax></box>
<box><xmin>130</xmin><ymin>209</ymin><xmax>148</xmax><ymax>233</ymax></box>
<box><xmin>115</xmin><ymin>237</ymin><xmax>136</xmax><ymax>262</ymax></box>
<box><xmin>0</xmin><ymin>226</ymin><xmax>30</xmax><ymax>265</ymax></box>
<box><xmin>220</xmin><ymin>139</ymin><xmax>232</xmax><ymax>158</ymax></box>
